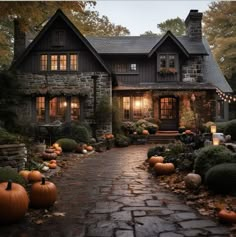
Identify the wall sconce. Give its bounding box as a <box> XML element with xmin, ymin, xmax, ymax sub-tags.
<box><xmin>212</xmin><ymin>137</ymin><xmax>220</xmax><ymax>146</ymax></box>
<box><xmin>191</xmin><ymin>93</ymin><xmax>196</xmax><ymax>102</ymax></box>
<box><xmin>134</xmin><ymin>100</ymin><xmax>141</xmax><ymax>108</ymax></box>
<box><xmin>210</xmin><ymin>125</ymin><xmax>217</xmax><ymax>133</ymax></box>
<box><xmin>63</xmin><ymin>102</ymin><xmax>67</xmax><ymax>107</ymax></box>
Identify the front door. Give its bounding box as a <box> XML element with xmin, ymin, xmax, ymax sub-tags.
<box><xmin>159</xmin><ymin>97</ymin><xmax>178</xmax><ymax>130</ymax></box>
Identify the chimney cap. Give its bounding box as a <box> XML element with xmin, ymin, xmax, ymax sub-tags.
<box><xmin>185</xmin><ymin>9</ymin><xmax>202</xmax><ymax>24</ymax></box>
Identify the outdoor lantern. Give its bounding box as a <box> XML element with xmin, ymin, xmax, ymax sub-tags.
<box><xmin>210</xmin><ymin>125</ymin><xmax>217</xmax><ymax>133</ymax></box>
<box><xmin>213</xmin><ymin>137</ymin><xmax>220</xmax><ymax>146</ymax></box>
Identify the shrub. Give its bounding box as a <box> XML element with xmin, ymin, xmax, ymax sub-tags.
<box><xmin>55</xmin><ymin>138</ymin><xmax>77</xmax><ymax>152</ymax></box>
<box><xmin>224</xmin><ymin>119</ymin><xmax>236</xmax><ymax>141</ymax></box>
<box><xmin>215</xmin><ymin>121</ymin><xmax>229</xmax><ymax>133</ymax></box>
<box><xmin>202</xmin><ymin>121</ymin><xmax>216</xmax><ymax>133</ymax></box>
<box><xmin>121</xmin><ymin>121</ymin><xmax>136</xmax><ymax>134</ymax></box>
<box><xmin>0</xmin><ymin>127</ymin><xmax>22</xmax><ymax>145</ymax></box>
<box><xmin>115</xmin><ymin>134</ymin><xmax>130</xmax><ymax>147</ymax></box>
<box><xmin>0</xmin><ymin>167</ymin><xmax>26</xmax><ymax>187</ymax></box>
<box><xmin>193</xmin><ymin>145</ymin><xmax>235</xmax><ymax>178</ymax></box>
<box><xmin>205</xmin><ymin>163</ymin><xmax>236</xmax><ymax>194</ymax></box>
<box><xmin>147</xmin><ymin>146</ymin><xmax>166</xmax><ymax>159</ymax></box>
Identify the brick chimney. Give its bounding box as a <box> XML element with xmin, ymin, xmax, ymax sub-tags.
<box><xmin>185</xmin><ymin>10</ymin><xmax>203</xmax><ymax>41</ymax></box>
<box><xmin>13</xmin><ymin>19</ymin><xmax>26</xmax><ymax>61</ymax></box>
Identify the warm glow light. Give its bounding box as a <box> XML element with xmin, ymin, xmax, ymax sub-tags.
<box><xmin>134</xmin><ymin>100</ymin><xmax>141</xmax><ymax>108</ymax></box>
<box><xmin>210</xmin><ymin>125</ymin><xmax>217</xmax><ymax>133</ymax></box>
<box><xmin>213</xmin><ymin>137</ymin><xmax>220</xmax><ymax>146</ymax></box>
<box><xmin>63</xmin><ymin>102</ymin><xmax>67</xmax><ymax>107</ymax></box>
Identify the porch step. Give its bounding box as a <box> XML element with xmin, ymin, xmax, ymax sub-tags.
<box><xmin>147</xmin><ymin>131</ymin><xmax>179</xmax><ymax>144</ymax></box>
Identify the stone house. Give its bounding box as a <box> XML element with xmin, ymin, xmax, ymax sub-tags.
<box><xmin>11</xmin><ymin>9</ymin><xmax>233</xmax><ymax>136</ymax></box>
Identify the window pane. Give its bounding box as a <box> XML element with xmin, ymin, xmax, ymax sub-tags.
<box><xmin>51</xmin><ymin>55</ymin><xmax>58</xmax><ymax>70</ymax></box>
<box><xmin>71</xmin><ymin>97</ymin><xmax>80</xmax><ymax>120</ymax></box>
<box><xmin>123</xmin><ymin>97</ymin><xmax>130</xmax><ymax>120</ymax></box>
<box><xmin>70</xmin><ymin>54</ymin><xmax>78</xmax><ymax>71</ymax></box>
<box><xmin>40</xmin><ymin>55</ymin><xmax>47</xmax><ymax>71</ymax></box>
<box><xmin>130</xmin><ymin>64</ymin><xmax>137</xmax><ymax>71</ymax></box>
<box><xmin>60</xmin><ymin>55</ymin><xmax>67</xmax><ymax>71</ymax></box>
<box><xmin>36</xmin><ymin>97</ymin><xmax>45</xmax><ymax>122</ymax></box>
<box><xmin>49</xmin><ymin>97</ymin><xmax>66</xmax><ymax>122</ymax></box>
<box><xmin>160</xmin><ymin>55</ymin><xmax>166</xmax><ymax>68</ymax></box>
<box><xmin>133</xmin><ymin>96</ymin><xmax>142</xmax><ymax>118</ymax></box>
<box><xmin>217</xmin><ymin>100</ymin><xmax>224</xmax><ymax>119</ymax></box>
<box><xmin>169</xmin><ymin>55</ymin><xmax>175</xmax><ymax>68</ymax></box>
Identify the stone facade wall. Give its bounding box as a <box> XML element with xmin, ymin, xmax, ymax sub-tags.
<box><xmin>0</xmin><ymin>144</ymin><xmax>27</xmax><ymax>171</ymax></box>
<box><xmin>182</xmin><ymin>56</ymin><xmax>203</xmax><ymax>83</ymax></box>
<box><xmin>16</xmin><ymin>72</ymin><xmax>112</xmax><ymax>136</ymax></box>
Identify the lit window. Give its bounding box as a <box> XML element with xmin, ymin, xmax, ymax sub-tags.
<box><xmin>36</xmin><ymin>97</ymin><xmax>45</xmax><ymax>121</ymax></box>
<box><xmin>123</xmin><ymin>97</ymin><xmax>130</xmax><ymax>120</ymax></box>
<box><xmin>133</xmin><ymin>96</ymin><xmax>142</xmax><ymax>118</ymax></box>
<box><xmin>70</xmin><ymin>54</ymin><xmax>78</xmax><ymax>71</ymax></box>
<box><xmin>60</xmin><ymin>55</ymin><xmax>67</xmax><ymax>70</ymax></box>
<box><xmin>71</xmin><ymin>97</ymin><xmax>80</xmax><ymax>120</ymax></box>
<box><xmin>130</xmin><ymin>64</ymin><xmax>137</xmax><ymax>71</ymax></box>
<box><xmin>40</xmin><ymin>55</ymin><xmax>48</xmax><ymax>71</ymax></box>
<box><xmin>49</xmin><ymin>97</ymin><xmax>66</xmax><ymax>121</ymax></box>
<box><xmin>51</xmin><ymin>55</ymin><xmax>58</xmax><ymax>70</ymax></box>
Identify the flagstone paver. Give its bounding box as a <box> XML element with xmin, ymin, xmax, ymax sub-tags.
<box><xmin>0</xmin><ymin>145</ymin><xmax>231</xmax><ymax>237</ymax></box>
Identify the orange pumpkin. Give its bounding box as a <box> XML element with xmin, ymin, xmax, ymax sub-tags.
<box><xmin>42</xmin><ymin>151</ymin><xmax>57</xmax><ymax>160</ymax></box>
<box><xmin>54</xmin><ymin>150</ymin><xmax>61</xmax><ymax>155</ymax></box>
<box><xmin>19</xmin><ymin>170</ymin><xmax>31</xmax><ymax>182</ymax></box>
<box><xmin>49</xmin><ymin>159</ymin><xmax>57</xmax><ymax>164</ymax></box>
<box><xmin>28</xmin><ymin>170</ymin><xmax>43</xmax><ymax>183</ymax></box>
<box><xmin>218</xmin><ymin>209</ymin><xmax>236</xmax><ymax>223</ymax></box>
<box><xmin>142</xmin><ymin>129</ymin><xmax>149</xmax><ymax>135</ymax></box>
<box><xmin>154</xmin><ymin>163</ymin><xmax>175</xmax><ymax>175</ymax></box>
<box><xmin>185</xmin><ymin>130</ymin><xmax>192</xmax><ymax>135</ymax></box>
<box><xmin>86</xmin><ymin>145</ymin><xmax>93</xmax><ymax>152</ymax></box>
<box><xmin>48</xmin><ymin>163</ymin><xmax>57</xmax><ymax>169</ymax></box>
<box><xmin>149</xmin><ymin>156</ymin><xmax>164</xmax><ymax>167</ymax></box>
<box><xmin>52</xmin><ymin>143</ymin><xmax>60</xmax><ymax>149</ymax></box>
<box><xmin>0</xmin><ymin>181</ymin><xmax>29</xmax><ymax>224</ymax></box>
<box><xmin>30</xmin><ymin>177</ymin><xmax>57</xmax><ymax>208</ymax></box>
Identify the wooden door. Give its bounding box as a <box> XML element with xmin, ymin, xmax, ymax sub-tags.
<box><xmin>159</xmin><ymin>97</ymin><xmax>178</xmax><ymax>130</ymax></box>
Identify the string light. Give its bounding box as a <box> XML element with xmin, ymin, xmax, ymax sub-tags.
<box><xmin>216</xmin><ymin>88</ymin><xmax>236</xmax><ymax>103</ymax></box>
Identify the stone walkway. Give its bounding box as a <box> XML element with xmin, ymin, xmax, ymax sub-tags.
<box><xmin>0</xmin><ymin>145</ymin><xmax>231</xmax><ymax>237</ymax></box>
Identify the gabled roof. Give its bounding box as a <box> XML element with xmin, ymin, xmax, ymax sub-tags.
<box><xmin>11</xmin><ymin>9</ymin><xmax>111</xmax><ymax>74</ymax></box>
<box><xmin>87</xmin><ymin>35</ymin><xmax>208</xmax><ymax>56</ymax></box>
<box><xmin>148</xmin><ymin>31</ymin><xmax>189</xmax><ymax>57</ymax></box>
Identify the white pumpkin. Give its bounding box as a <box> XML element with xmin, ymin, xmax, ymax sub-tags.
<box><xmin>184</xmin><ymin>173</ymin><xmax>202</xmax><ymax>189</ymax></box>
<box><xmin>82</xmin><ymin>149</ymin><xmax>88</xmax><ymax>154</ymax></box>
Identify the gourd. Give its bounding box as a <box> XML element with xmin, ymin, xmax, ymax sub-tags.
<box><xmin>42</xmin><ymin>151</ymin><xmax>57</xmax><ymax>160</ymax></box>
<box><xmin>184</xmin><ymin>173</ymin><xmax>202</xmax><ymax>189</ymax></box>
<box><xmin>0</xmin><ymin>180</ymin><xmax>29</xmax><ymax>224</ymax></box>
<box><xmin>86</xmin><ymin>145</ymin><xmax>93</xmax><ymax>152</ymax></box>
<box><xmin>142</xmin><ymin>129</ymin><xmax>149</xmax><ymax>135</ymax></box>
<box><xmin>19</xmin><ymin>170</ymin><xmax>31</xmax><ymax>182</ymax></box>
<box><xmin>48</xmin><ymin>163</ymin><xmax>57</xmax><ymax>169</ymax></box>
<box><xmin>154</xmin><ymin>163</ymin><xmax>175</xmax><ymax>175</ymax></box>
<box><xmin>218</xmin><ymin>209</ymin><xmax>236</xmax><ymax>223</ymax></box>
<box><xmin>28</xmin><ymin>170</ymin><xmax>43</xmax><ymax>183</ymax></box>
<box><xmin>30</xmin><ymin>177</ymin><xmax>57</xmax><ymax>208</ymax></box>
<box><xmin>149</xmin><ymin>156</ymin><xmax>164</xmax><ymax>167</ymax></box>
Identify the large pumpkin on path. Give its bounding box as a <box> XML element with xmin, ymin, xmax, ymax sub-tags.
<box><xmin>0</xmin><ymin>181</ymin><xmax>29</xmax><ymax>224</ymax></box>
<box><xmin>154</xmin><ymin>163</ymin><xmax>175</xmax><ymax>175</ymax></box>
<box><xmin>149</xmin><ymin>156</ymin><xmax>164</xmax><ymax>167</ymax></box>
<box><xmin>30</xmin><ymin>177</ymin><xmax>57</xmax><ymax>208</ymax></box>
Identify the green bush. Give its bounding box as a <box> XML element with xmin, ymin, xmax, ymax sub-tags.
<box><xmin>205</xmin><ymin>163</ymin><xmax>236</xmax><ymax>194</ymax></box>
<box><xmin>202</xmin><ymin>121</ymin><xmax>215</xmax><ymax>133</ymax></box>
<box><xmin>55</xmin><ymin>138</ymin><xmax>77</xmax><ymax>152</ymax></box>
<box><xmin>0</xmin><ymin>127</ymin><xmax>22</xmax><ymax>145</ymax></box>
<box><xmin>0</xmin><ymin>167</ymin><xmax>26</xmax><ymax>187</ymax></box>
<box><xmin>147</xmin><ymin>146</ymin><xmax>165</xmax><ymax>159</ymax></box>
<box><xmin>224</xmin><ymin>119</ymin><xmax>236</xmax><ymax>140</ymax></box>
<box><xmin>115</xmin><ymin>134</ymin><xmax>130</xmax><ymax>147</ymax></box>
<box><xmin>193</xmin><ymin>145</ymin><xmax>235</xmax><ymax>178</ymax></box>
<box><xmin>215</xmin><ymin>121</ymin><xmax>229</xmax><ymax>133</ymax></box>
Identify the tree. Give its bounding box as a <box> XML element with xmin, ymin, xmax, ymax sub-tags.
<box><xmin>140</xmin><ymin>31</ymin><xmax>158</xmax><ymax>36</ymax></box>
<box><xmin>203</xmin><ymin>1</ymin><xmax>236</xmax><ymax>81</ymax></box>
<box><xmin>157</xmin><ymin>17</ymin><xmax>185</xmax><ymax>36</ymax></box>
<box><xmin>0</xmin><ymin>2</ymin><xmax>130</xmax><ymax>69</ymax></box>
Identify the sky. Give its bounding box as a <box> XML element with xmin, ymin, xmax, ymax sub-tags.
<box><xmin>93</xmin><ymin>1</ymin><xmax>213</xmax><ymax>36</ymax></box>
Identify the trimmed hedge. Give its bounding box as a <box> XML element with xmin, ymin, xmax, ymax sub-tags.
<box><xmin>55</xmin><ymin>138</ymin><xmax>77</xmax><ymax>152</ymax></box>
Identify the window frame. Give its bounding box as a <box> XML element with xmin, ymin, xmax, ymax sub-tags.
<box><xmin>112</xmin><ymin>63</ymin><xmax>139</xmax><ymax>75</ymax></box>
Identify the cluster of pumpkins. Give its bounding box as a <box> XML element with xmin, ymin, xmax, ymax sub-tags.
<box><xmin>76</xmin><ymin>143</ymin><xmax>94</xmax><ymax>154</ymax></box>
<box><xmin>0</xmin><ymin>170</ymin><xmax>57</xmax><ymax>224</ymax></box>
<box><xmin>41</xmin><ymin>143</ymin><xmax>62</xmax><ymax>161</ymax></box>
<box><xmin>148</xmin><ymin>156</ymin><xmax>175</xmax><ymax>175</ymax></box>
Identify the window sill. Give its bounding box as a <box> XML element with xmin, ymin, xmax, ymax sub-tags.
<box><xmin>114</xmin><ymin>72</ymin><xmax>139</xmax><ymax>75</ymax></box>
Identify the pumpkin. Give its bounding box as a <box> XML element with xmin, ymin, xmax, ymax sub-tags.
<box><xmin>19</xmin><ymin>170</ymin><xmax>31</xmax><ymax>182</ymax></box>
<box><xmin>184</xmin><ymin>173</ymin><xmax>202</xmax><ymax>189</ymax></box>
<box><xmin>218</xmin><ymin>209</ymin><xmax>236</xmax><ymax>223</ymax></box>
<box><xmin>149</xmin><ymin>156</ymin><xmax>164</xmax><ymax>167</ymax></box>
<box><xmin>45</xmin><ymin>148</ymin><xmax>55</xmax><ymax>153</ymax></box>
<box><xmin>48</xmin><ymin>163</ymin><xmax>57</xmax><ymax>169</ymax></box>
<box><xmin>52</xmin><ymin>143</ymin><xmax>60</xmax><ymax>149</ymax></box>
<box><xmin>142</xmin><ymin>129</ymin><xmax>149</xmax><ymax>135</ymax></box>
<box><xmin>86</xmin><ymin>145</ymin><xmax>93</xmax><ymax>152</ymax></box>
<box><xmin>185</xmin><ymin>130</ymin><xmax>192</xmax><ymax>135</ymax></box>
<box><xmin>0</xmin><ymin>180</ymin><xmax>29</xmax><ymax>224</ymax></box>
<box><xmin>49</xmin><ymin>160</ymin><xmax>57</xmax><ymax>164</ymax></box>
<box><xmin>105</xmin><ymin>134</ymin><xmax>114</xmax><ymax>139</ymax></box>
<box><xmin>30</xmin><ymin>177</ymin><xmax>57</xmax><ymax>208</ymax></box>
<box><xmin>82</xmin><ymin>149</ymin><xmax>88</xmax><ymax>154</ymax></box>
<box><xmin>54</xmin><ymin>150</ymin><xmax>61</xmax><ymax>155</ymax></box>
<box><xmin>154</xmin><ymin>163</ymin><xmax>175</xmax><ymax>175</ymax></box>
<box><xmin>42</xmin><ymin>151</ymin><xmax>57</xmax><ymax>160</ymax></box>
<box><xmin>28</xmin><ymin>170</ymin><xmax>43</xmax><ymax>183</ymax></box>
<box><xmin>55</xmin><ymin>147</ymin><xmax>62</xmax><ymax>152</ymax></box>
